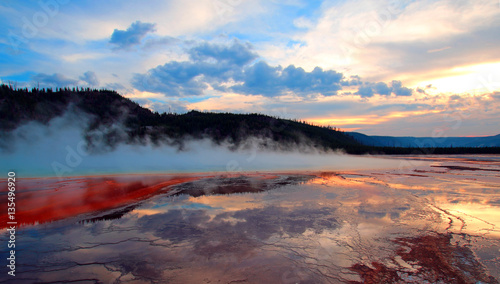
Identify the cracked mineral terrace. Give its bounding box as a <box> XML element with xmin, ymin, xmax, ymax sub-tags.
<box><xmin>0</xmin><ymin>155</ymin><xmax>499</xmax><ymax>283</ymax></box>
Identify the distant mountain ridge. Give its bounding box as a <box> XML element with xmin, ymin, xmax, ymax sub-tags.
<box><xmin>349</xmin><ymin>132</ymin><xmax>500</xmax><ymax>148</ymax></box>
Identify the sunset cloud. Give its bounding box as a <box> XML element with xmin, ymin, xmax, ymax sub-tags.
<box><xmin>1</xmin><ymin>0</ymin><xmax>499</xmax><ymax>136</ymax></box>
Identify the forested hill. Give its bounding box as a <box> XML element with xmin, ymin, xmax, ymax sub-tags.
<box><xmin>2</xmin><ymin>84</ymin><xmax>499</xmax><ymax>155</ymax></box>
<box><xmin>0</xmin><ymin>84</ymin><xmax>361</xmax><ymax>152</ymax></box>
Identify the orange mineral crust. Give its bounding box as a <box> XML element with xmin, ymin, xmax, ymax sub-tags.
<box><xmin>350</xmin><ymin>234</ymin><xmax>497</xmax><ymax>284</ymax></box>
<box><xmin>0</xmin><ymin>155</ymin><xmax>499</xmax><ymax>283</ymax></box>
<box><xmin>0</xmin><ymin>174</ymin><xmax>208</xmax><ymax>228</ymax></box>
<box><xmin>0</xmin><ymin>172</ymin><xmax>287</xmax><ymax>228</ymax></box>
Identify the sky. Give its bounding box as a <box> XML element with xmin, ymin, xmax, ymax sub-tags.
<box><xmin>1</xmin><ymin>0</ymin><xmax>499</xmax><ymax>136</ymax></box>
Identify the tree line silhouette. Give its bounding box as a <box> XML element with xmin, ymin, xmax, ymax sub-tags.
<box><xmin>1</xmin><ymin>84</ymin><xmax>499</xmax><ymax>155</ymax></box>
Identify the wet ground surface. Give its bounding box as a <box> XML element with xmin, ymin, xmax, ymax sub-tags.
<box><xmin>1</xmin><ymin>155</ymin><xmax>499</xmax><ymax>283</ymax></box>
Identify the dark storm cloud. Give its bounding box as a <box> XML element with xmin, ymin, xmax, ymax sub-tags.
<box><xmin>341</xmin><ymin>75</ymin><xmax>362</xmax><ymax>86</ymax></box>
<box><xmin>32</xmin><ymin>73</ymin><xmax>78</xmax><ymax>88</ymax></box>
<box><xmin>79</xmin><ymin>71</ymin><xmax>99</xmax><ymax>87</ymax></box>
<box><xmin>356</xmin><ymin>80</ymin><xmax>413</xmax><ymax>97</ymax></box>
<box><xmin>234</xmin><ymin>63</ymin><xmax>343</xmax><ymax>97</ymax></box>
<box><xmin>374</xmin><ymin>82</ymin><xmax>391</xmax><ymax>95</ymax></box>
<box><xmin>133</xmin><ymin>41</ymin><xmax>344</xmax><ymax>97</ymax></box>
<box><xmin>142</xmin><ymin>36</ymin><xmax>180</xmax><ymax>50</ymax></box>
<box><xmin>109</xmin><ymin>21</ymin><xmax>156</xmax><ymax>49</ymax></box>
<box><xmin>132</xmin><ymin>41</ymin><xmax>256</xmax><ymax>96</ymax></box>
<box><xmin>391</xmin><ymin>80</ymin><xmax>413</xmax><ymax>96</ymax></box>
<box><xmin>188</xmin><ymin>41</ymin><xmax>258</xmax><ymax>66</ymax></box>
<box><xmin>356</xmin><ymin>85</ymin><xmax>375</xmax><ymax>97</ymax></box>
<box><xmin>132</xmin><ymin>59</ymin><xmax>238</xmax><ymax>97</ymax></box>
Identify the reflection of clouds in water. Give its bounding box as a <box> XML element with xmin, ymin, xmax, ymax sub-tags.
<box><xmin>169</xmin><ymin>174</ymin><xmax>315</xmax><ymax>197</ymax></box>
<box><xmin>4</xmin><ymin>156</ymin><xmax>500</xmax><ymax>283</ymax></box>
<box><xmin>113</xmin><ymin>254</ymin><xmax>165</xmax><ymax>280</ymax></box>
<box><xmin>357</xmin><ymin>203</ymin><xmax>411</xmax><ymax>220</ymax></box>
<box><xmin>139</xmin><ymin>209</ymin><xmax>210</xmax><ymax>243</ymax></box>
<box><xmin>138</xmin><ymin>205</ymin><xmax>339</xmax><ymax>257</ymax></box>
<box><xmin>225</xmin><ymin>206</ymin><xmax>339</xmax><ymax>237</ymax></box>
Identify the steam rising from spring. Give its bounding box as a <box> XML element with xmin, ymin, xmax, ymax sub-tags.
<box><xmin>0</xmin><ymin>110</ymin><xmax>406</xmax><ymax>178</ymax></box>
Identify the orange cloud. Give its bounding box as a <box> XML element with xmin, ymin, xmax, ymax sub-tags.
<box><xmin>306</xmin><ymin>109</ymin><xmax>443</xmax><ymax>127</ymax></box>
<box><xmin>187</xmin><ymin>93</ymin><xmax>268</xmax><ymax>112</ymax></box>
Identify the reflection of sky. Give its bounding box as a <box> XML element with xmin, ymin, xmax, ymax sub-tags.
<box><xmin>0</xmin><ymin>156</ymin><xmax>499</xmax><ymax>282</ymax></box>
<box><xmin>377</xmin><ymin>157</ymin><xmax>500</xmax><ymax>238</ymax></box>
